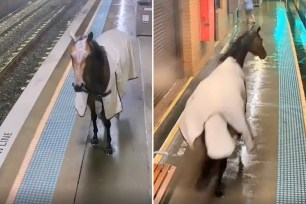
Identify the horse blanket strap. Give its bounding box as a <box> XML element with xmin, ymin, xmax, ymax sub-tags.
<box><xmin>98</xmin><ymin>89</ymin><xmax>112</xmax><ymax>98</ymax></box>
<box><xmin>76</xmin><ymin>84</ymin><xmax>111</xmax><ymax>98</ymax></box>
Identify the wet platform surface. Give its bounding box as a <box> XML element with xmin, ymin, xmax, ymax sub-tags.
<box><xmin>0</xmin><ymin>0</ymin><xmax>151</xmax><ymax>203</ymax></box>
<box><xmin>158</xmin><ymin>2</ymin><xmax>306</xmax><ymax>204</ymax></box>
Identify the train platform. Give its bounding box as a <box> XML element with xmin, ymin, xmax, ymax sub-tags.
<box><xmin>154</xmin><ymin>1</ymin><xmax>306</xmax><ymax>204</ymax></box>
<box><xmin>0</xmin><ymin>0</ymin><xmax>151</xmax><ymax>203</ymax></box>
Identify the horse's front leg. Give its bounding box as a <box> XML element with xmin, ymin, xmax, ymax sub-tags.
<box><xmin>88</xmin><ymin>96</ymin><xmax>99</xmax><ymax>145</ymax></box>
<box><xmin>100</xmin><ymin>102</ymin><xmax>113</xmax><ymax>155</ymax></box>
<box><xmin>224</xmin><ymin>110</ymin><xmax>254</xmax><ymax>153</ymax></box>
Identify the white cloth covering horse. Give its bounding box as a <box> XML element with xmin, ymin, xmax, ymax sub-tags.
<box><xmin>179</xmin><ymin>56</ymin><xmax>254</xmax><ymax>159</ymax></box>
<box><xmin>75</xmin><ymin>29</ymin><xmax>137</xmax><ymax>119</ymax></box>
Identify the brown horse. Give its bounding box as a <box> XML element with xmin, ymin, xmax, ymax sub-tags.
<box><xmin>70</xmin><ymin>32</ymin><xmax>113</xmax><ymax>154</ymax></box>
<box><xmin>194</xmin><ymin>26</ymin><xmax>267</xmax><ymax>197</ymax></box>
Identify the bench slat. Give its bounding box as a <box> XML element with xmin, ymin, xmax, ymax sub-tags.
<box><xmin>154</xmin><ymin>165</ymin><xmax>163</xmax><ymax>183</ymax></box>
<box><xmin>154</xmin><ymin>164</ymin><xmax>171</xmax><ymax>196</ymax></box>
<box><xmin>154</xmin><ymin>163</ymin><xmax>158</xmax><ymax>170</ymax></box>
<box><xmin>154</xmin><ymin>166</ymin><xmax>176</xmax><ymax>204</ymax></box>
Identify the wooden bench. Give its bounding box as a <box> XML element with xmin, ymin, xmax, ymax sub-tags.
<box><xmin>154</xmin><ymin>163</ymin><xmax>176</xmax><ymax>204</ymax></box>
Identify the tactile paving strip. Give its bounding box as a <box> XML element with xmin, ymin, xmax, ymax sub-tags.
<box><xmin>13</xmin><ymin>0</ymin><xmax>112</xmax><ymax>203</ymax></box>
<box><xmin>276</xmin><ymin>4</ymin><xmax>306</xmax><ymax>204</ymax></box>
<box><xmin>14</xmin><ymin>72</ymin><xmax>76</xmax><ymax>204</ymax></box>
<box><xmin>91</xmin><ymin>0</ymin><xmax>112</xmax><ymax>37</ymax></box>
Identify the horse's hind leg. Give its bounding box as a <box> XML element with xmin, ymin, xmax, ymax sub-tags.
<box><xmin>88</xmin><ymin>97</ymin><xmax>99</xmax><ymax>145</ymax></box>
<box><xmin>215</xmin><ymin>158</ymin><xmax>227</xmax><ymax>197</ymax></box>
<box><xmin>196</xmin><ymin>157</ymin><xmax>214</xmax><ymax>190</ymax></box>
<box><xmin>100</xmin><ymin>102</ymin><xmax>113</xmax><ymax>155</ymax></box>
<box><xmin>196</xmin><ymin>130</ymin><xmax>213</xmax><ymax>189</ymax></box>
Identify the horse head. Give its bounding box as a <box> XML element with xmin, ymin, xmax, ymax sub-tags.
<box><xmin>219</xmin><ymin>26</ymin><xmax>267</xmax><ymax>67</ymax></box>
<box><xmin>70</xmin><ymin>32</ymin><xmax>94</xmax><ymax>92</ymax></box>
<box><xmin>247</xmin><ymin>26</ymin><xmax>267</xmax><ymax>59</ymax></box>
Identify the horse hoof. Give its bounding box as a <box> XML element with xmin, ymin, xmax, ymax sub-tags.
<box><xmin>215</xmin><ymin>184</ymin><xmax>225</xmax><ymax>197</ymax></box>
<box><xmin>91</xmin><ymin>138</ymin><xmax>99</xmax><ymax>145</ymax></box>
<box><xmin>105</xmin><ymin>147</ymin><xmax>113</xmax><ymax>155</ymax></box>
<box><xmin>215</xmin><ymin>189</ymin><xmax>224</xmax><ymax>197</ymax></box>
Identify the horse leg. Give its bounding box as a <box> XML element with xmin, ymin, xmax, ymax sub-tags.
<box><xmin>100</xmin><ymin>102</ymin><xmax>113</xmax><ymax>155</ymax></box>
<box><xmin>196</xmin><ymin>157</ymin><xmax>215</xmax><ymax>190</ymax></box>
<box><xmin>195</xmin><ymin>131</ymin><xmax>212</xmax><ymax>189</ymax></box>
<box><xmin>228</xmin><ymin>123</ymin><xmax>244</xmax><ymax>176</ymax></box>
<box><xmin>196</xmin><ymin>138</ymin><xmax>216</xmax><ymax>190</ymax></box>
<box><xmin>215</xmin><ymin>158</ymin><xmax>227</xmax><ymax>197</ymax></box>
<box><xmin>224</xmin><ymin>110</ymin><xmax>254</xmax><ymax>152</ymax></box>
<box><xmin>238</xmin><ymin>154</ymin><xmax>243</xmax><ymax>176</ymax></box>
<box><xmin>243</xmin><ymin>85</ymin><xmax>253</xmax><ymax>140</ymax></box>
<box><xmin>88</xmin><ymin>97</ymin><xmax>99</xmax><ymax>145</ymax></box>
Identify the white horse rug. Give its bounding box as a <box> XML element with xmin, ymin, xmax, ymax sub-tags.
<box><xmin>204</xmin><ymin>114</ymin><xmax>237</xmax><ymax>159</ymax></box>
<box><xmin>179</xmin><ymin>57</ymin><xmax>254</xmax><ymax>159</ymax></box>
<box><xmin>75</xmin><ymin>29</ymin><xmax>137</xmax><ymax>119</ymax></box>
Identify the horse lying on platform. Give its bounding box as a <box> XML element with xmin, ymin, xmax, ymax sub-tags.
<box><xmin>70</xmin><ymin>29</ymin><xmax>137</xmax><ymax>155</ymax></box>
<box><xmin>179</xmin><ymin>26</ymin><xmax>267</xmax><ymax>197</ymax></box>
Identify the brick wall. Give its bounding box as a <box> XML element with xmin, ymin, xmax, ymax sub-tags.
<box><xmin>180</xmin><ymin>0</ymin><xmax>233</xmax><ymax>76</ymax></box>
<box><xmin>216</xmin><ymin>0</ymin><xmax>231</xmax><ymax>41</ymax></box>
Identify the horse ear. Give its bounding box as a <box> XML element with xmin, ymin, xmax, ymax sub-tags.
<box><xmin>257</xmin><ymin>26</ymin><xmax>261</xmax><ymax>33</ymax></box>
<box><xmin>70</xmin><ymin>32</ymin><xmax>76</xmax><ymax>42</ymax></box>
<box><xmin>87</xmin><ymin>32</ymin><xmax>93</xmax><ymax>41</ymax></box>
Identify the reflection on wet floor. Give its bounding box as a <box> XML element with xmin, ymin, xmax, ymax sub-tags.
<box><xmin>103</xmin><ymin>0</ymin><xmax>136</xmax><ymax>36</ymax></box>
<box><xmin>164</xmin><ymin>2</ymin><xmax>282</xmax><ymax>204</ymax></box>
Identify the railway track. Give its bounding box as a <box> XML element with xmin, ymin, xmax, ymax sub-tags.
<box><xmin>0</xmin><ymin>0</ymin><xmax>72</xmax><ymax>77</ymax></box>
<box><xmin>0</xmin><ymin>0</ymin><xmax>36</xmax><ymax>23</ymax></box>
<box><xmin>0</xmin><ymin>0</ymin><xmax>86</xmax><ymax>125</ymax></box>
<box><xmin>0</xmin><ymin>0</ymin><xmax>47</xmax><ymax>38</ymax></box>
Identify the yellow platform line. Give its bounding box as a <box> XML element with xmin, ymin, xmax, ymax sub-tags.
<box><xmin>284</xmin><ymin>3</ymin><xmax>306</xmax><ymax>133</ymax></box>
<box><xmin>154</xmin><ymin>77</ymin><xmax>193</xmax><ymax>134</ymax></box>
<box><xmin>5</xmin><ymin>0</ymin><xmax>103</xmax><ymax>203</ymax></box>
<box><xmin>154</xmin><ymin>116</ymin><xmax>181</xmax><ymax>164</ymax></box>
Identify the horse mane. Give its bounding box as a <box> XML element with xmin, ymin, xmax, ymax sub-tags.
<box><xmin>219</xmin><ymin>31</ymin><xmax>252</xmax><ymax>63</ymax></box>
<box><xmin>89</xmin><ymin>40</ymin><xmax>108</xmax><ymax>61</ymax></box>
